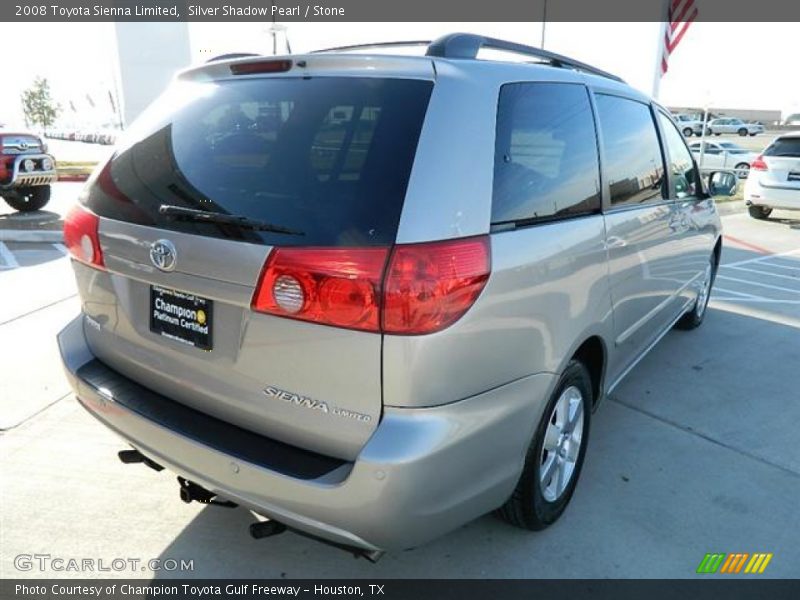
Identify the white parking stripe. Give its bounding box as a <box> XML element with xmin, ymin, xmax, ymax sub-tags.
<box><xmin>52</xmin><ymin>243</ymin><xmax>68</xmax><ymax>255</ymax></box>
<box><xmin>725</xmin><ymin>265</ymin><xmax>800</xmax><ymax>282</ymax></box>
<box><xmin>0</xmin><ymin>242</ymin><xmax>19</xmax><ymax>269</ymax></box>
<box><xmin>711</xmin><ymin>298</ymin><xmax>800</xmax><ymax>305</ymax></box>
<box><xmin>723</xmin><ymin>248</ymin><xmax>800</xmax><ymax>268</ymax></box>
<box><xmin>713</xmin><ymin>286</ymin><xmax>763</xmax><ymax>299</ymax></box>
<box><xmin>752</xmin><ymin>262</ymin><xmax>800</xmax><ymax>272</ymax></box>
<box><xmin>717</xmin><ymin>274</ymin><xmax>800</xmax><ymax>295</ymax></box>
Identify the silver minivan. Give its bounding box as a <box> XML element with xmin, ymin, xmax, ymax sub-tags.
<box><xmin>58</xmin><ymin>34</ymin><xmax>724</xmax><ymax>559</ymax></box>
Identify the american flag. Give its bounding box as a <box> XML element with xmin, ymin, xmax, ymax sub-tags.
<box><xmin>659</xmin><ymin>0</ymin><xmax>698</xmax><ymax>75</ymax></box>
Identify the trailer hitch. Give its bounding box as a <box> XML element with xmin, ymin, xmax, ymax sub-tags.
<box><xmin>177</xmin><ymin>477</ymin><xmax>238</xmax><ymax>508</ymax></box>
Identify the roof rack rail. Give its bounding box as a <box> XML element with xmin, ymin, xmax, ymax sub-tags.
<box><xmin>310</xmin><ymin>40</ymin><xmax>431</xmax><ymax>54</ymax></box>
<box><xmin>425</xmin><ymin>33</ymin><xmax>624</xmax><ymax>83</ymax></box>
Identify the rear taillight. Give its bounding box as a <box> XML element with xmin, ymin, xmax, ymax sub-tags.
<box><xmin>252</xmin><ymin>247</ymin><xmax>389</xmax><ymax>332</ymax></box>
<box><xmin>0</xmin><ymin>156</ymin><xmax>11</xmax><ymax>182</ymax></box>
<box><xmin>383</xmin><ymin>237</ymin><xmax>491</xmax><ymax>334</ymax></box>
<box><xmin>751</xmin><ymin>155</ymin><xmax>769</xmax><ymax>171</ymax></box>
<box><xmin>63</xmin><ymin>205</ymin><xmax>105</xmax><ymax>269</ymax></box>
<box><xmin>251</xmin><ymin>236</ymin><xmax>491</xmax><ymax>335</ymax></box>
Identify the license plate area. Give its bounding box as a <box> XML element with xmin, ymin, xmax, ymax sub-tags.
<box><xmin>149</xmin><ymin>285</ymin><xmax>213</xmax><ymax>350</ymax></box>
<box><xmin>788</xmin><ymin>172</ymin><xmax>800</xmax><ymax>182</ymax></box>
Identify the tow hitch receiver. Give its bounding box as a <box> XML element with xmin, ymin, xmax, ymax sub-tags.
<box><xmin>117</xmin><ymin>449</ymin><xmax>164</xmax><ymax>472</ymax></box>
<box><xmin>249</xmin><ymin>519</ymin><xmax>287</xmax><ymax>539</ymax></box>
<box><xmin>177</xmin><ymin>477</ymin><xmax>238</xmax><ymax>508</ymax></box>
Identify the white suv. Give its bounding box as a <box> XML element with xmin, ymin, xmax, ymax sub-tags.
<box><xmin>744</xmin><ymin>132</ymin><xmax>800</xmax><ymax>218</ymax></box>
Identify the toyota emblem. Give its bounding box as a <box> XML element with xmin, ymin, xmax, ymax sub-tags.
<box><xmin>149</xmin><ymin>240</ymin><xmax>177</xmax><ymax>272</ymax></box>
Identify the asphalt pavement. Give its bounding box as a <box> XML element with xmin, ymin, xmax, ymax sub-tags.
<box><xmin>1</xmin><ymin>190</ymin><xmax>799</xmax><ymax>579</ymax></box>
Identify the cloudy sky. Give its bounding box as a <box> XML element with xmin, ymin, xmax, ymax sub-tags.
<box><xmin>1</xmin><ymin>21</ymin><xmax>798</xmax><ymax>126</ymax></box>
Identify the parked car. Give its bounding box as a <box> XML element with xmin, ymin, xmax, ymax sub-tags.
<box><xmin>58</xmin><ymin>34</ymin><xmax>726</xmax><ymax>558</ymax></box>
<box><xmin>689</xmin><ymin>140</ymin><xmax>758</xmax><ymax>178</ymax></box>
<box><xmin>782</xmin><ymin>114</ymin><xmax>800</xmax><ymax>126</ymax></box>
<box><xmin>704</xmin><ymin>118</ymin><xmax>764</xmax><ymax>137</ymax></box>
<box><xmin>674</xmin><ymin>113</ymin><xmax>704</xmax><ymax>137</ymax></box>
<box><xmin>0</xmin><ymin>128</ymin><xmax>56</xmax><ymax>211</ymax></box>
<box><xmin>744</xmin><ymin>132</ymin><xmax>800</xmax><ymax>219</ymax></box>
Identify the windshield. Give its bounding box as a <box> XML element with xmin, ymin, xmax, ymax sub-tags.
<box><xmin>82</xmin><ymin>77</ymin><xmax>434</xmax><ymax>247</ymax></box>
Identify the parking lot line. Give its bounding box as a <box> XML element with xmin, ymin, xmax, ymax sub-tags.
<box><xmin>716</xmin><ymin>274</ymin><xmax>800</xmax><ymax>295</ymax></box>
<box><xmin>725</xmin><ymin>264</ymin><xmax>800</xmax><ymax>282</ymax></box>
<box><xmin>0</xmin><ymin>242</ymin><xmax>19</xmax><ymax>269</ymax></box>
<box><xmin>722</xmin><ymin>234</ymin><xmax>772</xmax><ymax>255</ymax></box>
<box><xmin>713</xmin><ymin>286</ymin><xmax>761</xmax><ymax>299</ymax></box>
<box><xmin>724</xmin><ymin>248</ymin><xmax>800</xmax><ymax>268</ymax></box>
<box><xmin>52</xmin><ymin>243</ymin><xmax>68</xmax><ymax>255</ymax></box>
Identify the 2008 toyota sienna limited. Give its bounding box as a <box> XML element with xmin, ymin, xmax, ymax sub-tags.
<box><xmin>58</xmin><ymin>34</ymin><xmax>725</xmax><ymax>559</ymax></box>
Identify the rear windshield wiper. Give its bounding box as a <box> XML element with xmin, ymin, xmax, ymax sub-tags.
<box><xmin>158</xmin><ymin>205</ymin><xmax>304</xmax><ymax>236</ymax></box>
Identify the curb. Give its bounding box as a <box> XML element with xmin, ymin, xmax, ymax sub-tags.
<box><xmin>0</xmin><ymin>229</ymin><xmax>63</xmax><ymax>243</ymax></box>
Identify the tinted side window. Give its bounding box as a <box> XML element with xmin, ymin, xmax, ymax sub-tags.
<box><xmin>658</xmin><ymin>112</ymin><xmax>699</xmax><ymax>199</ymax></box>
<box><xmin>492</xmin><ymin>83</ymin><xmax>600</xmax><ymax>224</ymax></box>
<box><xmin>595</xmin><ymin>95</ymin><xmax>665</xmax><ymax>206</ymax></box>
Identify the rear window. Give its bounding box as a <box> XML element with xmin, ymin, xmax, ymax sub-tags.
<box><xmin>764</xmin><ymin>138</ymin><xmax>800</xmax><ymax>157</ymax></box>
<box><xmin>82</xmin><ymin>77</ymin><xmax>433</xmax><ymax>247</ymax></box>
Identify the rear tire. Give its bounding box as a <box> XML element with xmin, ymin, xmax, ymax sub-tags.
<box><xmin>676</xmin><ymin>254</ymin><xmax>716</xmax><ymax>330</ymax></box>
<box><xmin>683</xmin><ymin>127</ymin><xmax>693</xmax><ymax>137</ymax></box>
<box><xmin>735</xmin><ymin>162</ymin><xmax>750</xmax><ymax>179</ymax></box>
<box><xmin>497</xmin><ymin>360</ymin><xmax>592</xmax><ymax>531</ymax></box>
<box><xmin>738</xmin><ymin>128</ymin><xmax>748</xmax><ymax>136</ymax></box>
<box><xmin>748</xmin><ymin>205</ymin><xmax>772</xmax><ymax>220</ymax></box>
<box><xmin>3</xmin><ymin>185</ymin><xmax>51</xmax><ymax>212</ymax></box>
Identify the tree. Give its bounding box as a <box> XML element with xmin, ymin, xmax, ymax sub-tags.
<box><xmin>20</xmin><ymin>77</ymin><xmax>60</xmax><ymax>132</ymax></box>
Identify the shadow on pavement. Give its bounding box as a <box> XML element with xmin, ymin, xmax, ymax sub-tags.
<box><xmin>0</xmin><ymin>209</ymin><xmax>63</xmax><ymax>231</ymax></box>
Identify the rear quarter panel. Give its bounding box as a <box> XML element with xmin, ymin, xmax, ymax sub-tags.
<box><xmin>383</xmin><ymin>216</ymin><xmax>613</xmax><ymax>408</ymax></box>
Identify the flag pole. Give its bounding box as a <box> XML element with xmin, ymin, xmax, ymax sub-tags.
<box><xmin>540</xmin><ymin>0</ymin><xmax>548</xmax><ymax>49</ymax></box>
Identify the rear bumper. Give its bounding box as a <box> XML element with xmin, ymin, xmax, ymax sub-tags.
<box><xmin>0</xmin><ymin>153</ymin><xmax>57</xmax><ymax>189</ymax></box>
<box><xmin>58</xmin><ymin>314</ymin><xmax>554</xmax><ymax>551</ymax></box>
<box><xmin>745</xmin><ymin>179</ymin><xmax>800</xmax><ymax>210</ymax></box>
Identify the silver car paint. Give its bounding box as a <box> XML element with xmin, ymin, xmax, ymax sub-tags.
<box><xmin>59</xmin><ymin>52</ymin><xmax>722</xmax><ymax>551</ymax></box>
<box><xmin>60</xmin><ymin>313</ymin><xmax>555</xmax><ymax>551</ymax></box>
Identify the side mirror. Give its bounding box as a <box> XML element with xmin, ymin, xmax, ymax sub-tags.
<box><xmin>708</xmin><ymin>171</ymin><xmax>738</xmax><ymax>197</ymax></box>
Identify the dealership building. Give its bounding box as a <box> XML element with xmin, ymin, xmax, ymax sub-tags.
<box><xmin>668</xmin><ymin>106</ymin><xmax>783</xmax><ymax>125</ymax></box>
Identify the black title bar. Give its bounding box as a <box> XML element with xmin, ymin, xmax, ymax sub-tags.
<box><xmin>4</xmin><ymin>0</ymin><xmax>800</xmax><ymax>22</ymax></box>
<box><xmin>4</xmin><ymin>580</ymin><xmax>800</xmax><ymax>600</ymax></box>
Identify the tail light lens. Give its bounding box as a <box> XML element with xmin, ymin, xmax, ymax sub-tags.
<box><xmin>383</xmin><ymin>237</ymin><xmax>491</xmax><ymax>334</ymax></box>
<box><xmin>63</xmin><ymin>205</ymin><xmax>105</xmax><ymax>269</ymax></box>
<box><xmin>251</xmin><ymin>236</ymin><xmax>491</xmax><ymax>335</ymax></box>
<box><xmin>0</xmin><ymin>156</ymin><xmax>11</xmax><ymax>183</ymax></box>
<box><xmin>252</xmin><ymin>247</ymin><xmax>389</xmax><ymax>332</ymax></box>
<box><xmin>751</xmin><ymin>156</ymin><xmax>769</xmax><ymax>171</ymax></box>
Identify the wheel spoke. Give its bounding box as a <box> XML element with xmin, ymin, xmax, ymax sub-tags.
<box><xmin>543</xmin><ymin>425</ymin><xmax>560</xmax><ymax>451</ymax></box>
<box><xmin>556</xmin><ymin>456</ymin><xmax>568</xmax><ymax>494</ymax></box>
<box><xmin>555</xmin><ymin>394</ymin><xmax>569</xmax><ymax>428</ymax></box>
<box><xmin>540</xmin><ymin>453</ymin><xmax>557</xmax><ymax>486</ymax></box>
